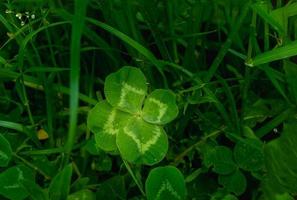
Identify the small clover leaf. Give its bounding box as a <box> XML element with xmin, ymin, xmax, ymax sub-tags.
<box><xmin>218</xmin><ymin>169</ymin><xmax>247</xmax><ymax>195</ymax></box>
<box><xmin>104</xmin><ymin>66</ymin><xmax>147</xmax><ymax>114</ymax></box>
<box><xmin>204</xmin><ymin>146</ymin><xmax>237</xmax><ymax>175</ymax></box>
<box><xmin>142</xmin><ymin>89</ymin><xmax>178</xmax><ymax>125</ymax></box>
<box><xmin>145</xmin><ymin>166</ymin><xmax>187</xmax><ymax>200</ymax></box>
<box><xmin>88</xmin><ymin>66</ymin><xmax>179</xmax><ymax>165</ymax></box>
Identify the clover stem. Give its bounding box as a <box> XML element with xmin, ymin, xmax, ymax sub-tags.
<box><xmin>122</xmin><ymin>159</ymin><xmax>146</xmax><ymax>197</ymax></box>
<box><xmin>12</xmin><ymin>153</ymin><xmax>51</xmax><ymax>180</ymax></box>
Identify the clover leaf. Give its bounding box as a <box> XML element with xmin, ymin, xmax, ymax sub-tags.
<box><xmin>142</xmin><ymin>89</ymin><xmax>178</xmax><ymax>125</ymax></box>
<box><xmin>104</xmin><ymin>66</ymin><xmax>147</xmax><ymax>114</ymax></box>
<box><xmin>204</xmin><ymin>146</ymin><xmax>237</xmax><ymax>175</ymax></box>
<box><xmin>0</xmin><ymin>165</ymin><xmax>34</xmax><ymax>200</ymax></box>
<box><xmin>87</xmin><ymin>66</ymin><xmax>178</xmax><ymax>165</ymax></box>
<box><xmin>145</xmin><ymin>166</ymin><xmax>187</xmax><ymax>200</ymax></box>
<box><xmin>116</xmin><ymin>118</ymin><xmax>168</xmax><ymax>165</ymax></box>
<box><xmin>87</xmin><ymin>100</ymin><xmax>132</xmax><ymax>151</ymax></box>
<box><xmin>218</xmin><ymin>169</ymin><xmax>247</xmax><ymax>196</ymax></box>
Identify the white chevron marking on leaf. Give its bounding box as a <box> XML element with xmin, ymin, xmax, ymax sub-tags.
<box><xmin>4</xmin><ymin>184</ymin><xmax>20</xmax><ymax>189</ymax></box>
<box><xmin>3</xmin><ymin>168</ymin><xmax>24</xmax><ymax>189</ymax></box>
<box><xmin>103</xmin><ymin>109</ymin><xmax>118</xmax><ymax>135</ymax></box>
<box><xmin>142</xmin><ymin>126</ymin><xmax>161</xmax><ymax>153</ymax></box>
<box><xmin>16</xmin><ymin>167</ymin><xmax>24</xmax><ymax>180</ymax></box>
<box><xmin>155</xmin><ymin>179</ymin><xmax>181</xmax><ymax>200</ymax></box>
<box><xmin>123</xmin><ymin>126</ymin><xmax>161</xmax><ymax>154</ymax></box>
<box><xmin>148</xmin><ymin>98</ymin><xmax>168</xmax><ymax>122</ymax></box>
<box><xmin>118</xmin><ymin>82</ymin><xmax>145</xmax><ymax>107</ymax></box>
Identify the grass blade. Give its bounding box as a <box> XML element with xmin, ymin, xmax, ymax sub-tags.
<box><xmin>0</xmin><ymin>68</ymin><xmax>97</xmax><ymax>105</ymax></box>
<box><xmin>252</xmin><ymin>2</ymin><xmax>284</xmax><ymax>34</ymax></box>
<box><xmin>204</xmin><ymin>1</ymin><xmax>251</xmax><ymax>82</ymax></box>
<box><xmin>255</xmin><ymin>108</ymin><xmax>293</xmax><ymax>138</ymax></box>
<box><xmin>247</xmin><ymin>41</ymin><xmax>297</xmax><ymax>67</ymax></box>
<box><xmin>63</xmin><ymin>0</ymin><xmax>88</xmax><ymax>165</ymax></box>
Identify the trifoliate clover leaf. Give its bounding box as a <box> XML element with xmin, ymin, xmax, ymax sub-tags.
<box><xmin>116</xmin><ymin>118</ymin><xmax>168</xmax><ymax>165</ymax></box>
<box><xmin>87</xmin><ymin>100</ymin><xmax>132</xmax><ymax>151</ymax></box>
<box><xmin>104</xmin><ymin>66</ymin><xmax>147</xmax><ymax>114</ymax></box>
<box><xmin>142</xmin><ymin>89</ymin><xmax>178</xmax><ymax>125</ymax></box>
<box><xmin>87</xmin><ymin>66</ymin><xmax>179</xmax><ymax>165</ymax></box>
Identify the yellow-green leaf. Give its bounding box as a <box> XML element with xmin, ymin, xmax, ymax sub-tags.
<box><xmin>87</xmin><ymin>100</ymin><xmax>132</xmax><ymax>151</ymax></box>
<box><xmin>104</xmin><ymin>66</ymin><xmax>147</xmax><ymax>114</ymax></box>
<box><xmin>116</xmin><ymin>118</ymin><xmax>168</xmax><ymax>165</ymax></box>
<box><xmin>142</xmin><ymin>89</ymin><xmax>178</xmax><ymax>125</ymax></box>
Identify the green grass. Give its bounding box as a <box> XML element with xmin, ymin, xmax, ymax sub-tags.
<box><xmin>1</xmin><ymin>0</ymin><xmax>297</xmax><ymax>199</ymax></box>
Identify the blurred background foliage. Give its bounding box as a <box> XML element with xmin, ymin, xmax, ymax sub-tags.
<box><xmin>1</xmin><ymin>0</ymin><xmax>297</xmax><ymax>199</ymax></box>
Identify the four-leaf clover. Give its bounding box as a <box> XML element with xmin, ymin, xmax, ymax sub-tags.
<box><xmin>87</xmin><ymin>66</ymin><xmax>178</xmax><ymax>165</ymax></box>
